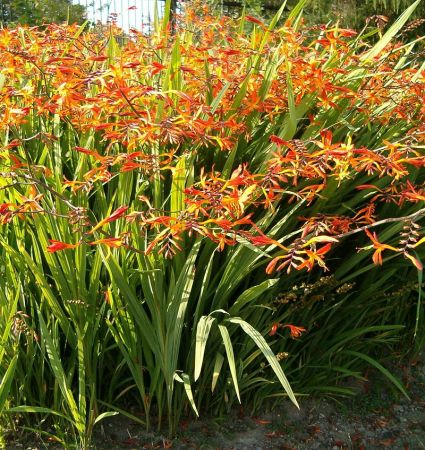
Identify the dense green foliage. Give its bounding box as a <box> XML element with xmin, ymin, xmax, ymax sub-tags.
<box><xmin>0</xmin><ymin>0</ymin><xmax>86</xmax><ymax>26</ymax></box>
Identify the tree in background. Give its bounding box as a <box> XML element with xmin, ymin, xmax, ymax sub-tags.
<box><xmin>295</xmin><ymin>0</ymin><xmax>424</xmax><ymax>31</ymax></box>
<box><xmin>0</xmin><ymin>0</ymin><xmax>86</xmax><ymax>26</ymax></box>
<box><xmin>216</xmin><ymin>0</ymin><xmax>424</xmax><ymax>33</ymax></box>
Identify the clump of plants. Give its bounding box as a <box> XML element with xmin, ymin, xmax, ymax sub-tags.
<box><xmin>0</xmin><ymin>0</ymin><xmax>424</xmax><ymax>447</ymax></box>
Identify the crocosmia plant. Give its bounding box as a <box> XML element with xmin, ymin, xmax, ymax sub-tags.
<box><xmin>0</xmin><ymin>0</ymin><xmax>424</xmax><ymax>445</ymax></box>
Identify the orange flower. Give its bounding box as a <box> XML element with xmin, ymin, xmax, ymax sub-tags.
<box><xmin>364</xmin><ymin>229</ymin><xmax>399</xmax><ymax>265</ymax></box>
<box><xmin>245</xmin><ymin>15</ymin><xmax>264</xmax><ymax>26</ymax></box>
<box><xmin>89</xmin><ymin>206</ymin><xmax>129</xmax><ymax>233</ymax></box>
<box><xmin>104</xmin><ymin>289</ymin><xmax>112</xmax><ymax>304</ymax></box>
<box><xmin>0</xmin><ymin>203</ymin><xmax>14</xmax><ymax>224</ymax></box>
<box><xmin>269</xmin><ymin>323</ymin><xmax>307</xmax><ymax>338</ymax></box>
<box><xmin>270</xmin><ymin>135</ymin><xmax>289</xmax><ymax>147</ymax></box>
<box><xmin>249</xmin><ymin>234</ymin><xmax>277</xmax><ymax>246</ymax></box>
<box><xmin>47</xmin><ymin>239</ymin><xmax>80</xmax><ymax>252</ymax></box>
<box><xmin>105</xmin><ymin>206</ymin><xmax>129</xmax><ymax>222</ymax></box>
<box><xmin>295</xmin><ymin>243</ymin><xmax>333</xmax><ymax>272</ymax></box>
<box><xmin>89</xmin><ymin>237</ymin><xmax>123</xmax><ymax>248</ymax></box>
<box><xmin>283</xmin><ymin>324</ymin><xmax>307</xmax><ymax>339</ymax></box>
<box><xmin>269</xmin><ymin>323</ymin><xmax>280</xmax><ymax>336</ymax></box>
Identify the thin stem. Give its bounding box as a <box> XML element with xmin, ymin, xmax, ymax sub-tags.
<box><xmin>334</xmin><ymin>207</ymin><xmax>425</xmax><ymax>240</ymax></box>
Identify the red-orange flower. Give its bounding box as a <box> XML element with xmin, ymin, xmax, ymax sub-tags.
<box><xmin>249</xmin><ymin>234</ymin><xmax>277</xmax><ymax>246</ymax></box>
<box><xmin>89</xmin><ymin>206</ymin><xmax>129</xmax><ymax>233</ymax></box>
<box><xmin>89</xmin><ymin>237</ymin><xmax>124</xmax><ymax>248</ymax></box>
<box><xmin>0</xmin><ymin>203</ymin><xmax>14</xmax><ymax>224</ymax></box>
<box><xmin>104</xmin><ymin>206</ymin><xmax>129</xmax><ymax>222</ymax></box>
<box><xmin>47</xmin><ymin>239</ymin><xmax>80</xmax><ymax>253</ymax></box>
<box><xmin>245</xmin><ymin>15</ymin><xmax>264</xmax><ymax>26</ymax></box>
<box><xmin>283</xmin><ymin>324</ymin><xmax>307</xmax><ymax>339</ymax></box>
<box><xmin>364</xmin><ymin>229</ymin><xmax>399</xmax><ymax>265</ymax></box>
<box><xmin>269</xmin><ymin>323</ymin><xmax>307</xmax><ymax>338</ymax></box>
<box><xmin>270</xmin><ymin>135</ymin><xmax>290</xmax><ymax>147</ymax></box>
<box><xmin>269</xmin><ymin>323</ymin><xmax>280</xmax><ymax>336</ymax></box>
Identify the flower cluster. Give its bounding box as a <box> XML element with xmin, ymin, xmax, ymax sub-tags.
<box><xmin>0</xmin><ymin>7</ymin><xmax>424</xmax><ymax>274</ymax></box>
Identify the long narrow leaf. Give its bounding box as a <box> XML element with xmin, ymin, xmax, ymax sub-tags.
<box><xmin>344</xmin><ymin>350</ymin><xmax>409</xmax><ymax>399</ymax></box>
<box><xmin>218</xmin><ymin>324</ymin><xmax>241</xmax><ymax>403</ymax></box>
<box><xmin>228</xmin><ymin>317</ymin><xmax>299</xmax><ymax>408</ymax></box>
<box><xmin>194</xmin><ymin>316</ymin><xmax>216</xmax><ymax>381</ymax></box>
<box><xmin>0</xmin><ymin>354</ymin><xmax>18</xmax><ymax>412</ymax></box>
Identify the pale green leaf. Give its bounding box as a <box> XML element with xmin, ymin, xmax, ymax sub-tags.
<box><xmin>94</xmin><ymin>411</ymin><xmax>119</xmax><ymax>426</ymax></box>
<box><xmin>212</xmin><ymin>353</ymin><xmax>225</xmax><ymax>393</ymax></box>
<box><xmin>218</xmin><ymin>324</ymin><xmax>241</xmax><ymax>403</ymax></box>
<box><xmin>228</xmin><ymin>317</ymin><xmax>299</xmax><ymax>408</ymax></box>
<box><xmin>194</xmin><ymin>316</ymin><xmax>216</xmax><ymax>381</ymax></box>
<box><xmin>174</xmin><ymin>372</ymin><xmax>199</xmax><ymax>416</ymax></box>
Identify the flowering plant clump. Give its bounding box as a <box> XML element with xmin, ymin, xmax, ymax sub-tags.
<box><xmin>0</xmin><ymin>0</ymin><xmax>424</xmax><ymax>443</ymax></box>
